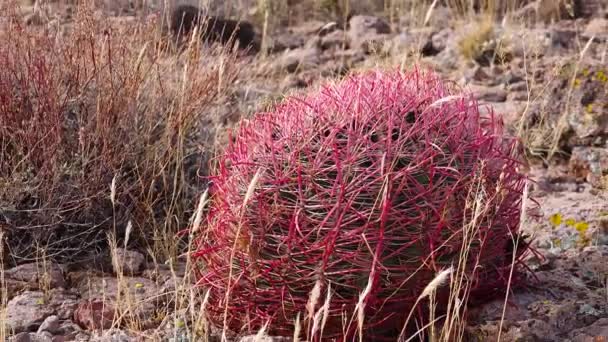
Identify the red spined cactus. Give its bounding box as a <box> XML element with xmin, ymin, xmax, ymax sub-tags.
<box><xmin>192</xmin><ymin>68</ymin><xmax>530</xmax><ymax>340</ymax></box>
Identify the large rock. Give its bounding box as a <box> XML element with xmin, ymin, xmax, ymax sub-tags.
<box><xmin>75</xmin><ymin>276</ymin><xmax>161</xmax><ymax>327</ymax></box>
<box><xmin>5</xmin><ymin>262</ymin><xmax>66</xmax><ymax>290</ymax></box>
<box><xmin>73</xmin><ymin>299</ymin><xmax>115</xmax><ymax>331</ymax></box>
<box><xmin>4</xmin><ymin>290</ymin><xmax>79</xmax><ymax>334</ymax></box>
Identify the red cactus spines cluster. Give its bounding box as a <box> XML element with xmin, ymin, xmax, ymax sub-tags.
<box><xmin>192</xmin><ymin>67</ymin><xmax>530</xmax><ymax>340</ymax></box>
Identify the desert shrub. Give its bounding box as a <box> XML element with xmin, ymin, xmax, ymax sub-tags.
<box><xmin>192</xmin><ymin>68</ymin><xmax>530</xmax><ymax>340</ymax></box>
<box><xmin>0</xmin><ymin>3</ymin><xmax>241</xmax><ymax>264</ymax></box>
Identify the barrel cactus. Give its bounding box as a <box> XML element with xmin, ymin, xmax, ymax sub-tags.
<box><xmin>191</xmin><ymin>68</ymin><xmax>530</xmax><ymax>340</ymax></box>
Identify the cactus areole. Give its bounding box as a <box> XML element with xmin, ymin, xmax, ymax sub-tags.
<box><xmin>192</xmin><ymin>68</ymin><xmax>530</xmax><ymax>340</ymax></box>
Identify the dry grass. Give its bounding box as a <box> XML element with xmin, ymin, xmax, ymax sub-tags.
<box><xmin>0</xmin><ymin>0</ymin><xmax>246</xmax><ymax>265</ymax></box>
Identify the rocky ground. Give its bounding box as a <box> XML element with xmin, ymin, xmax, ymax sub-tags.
<box><xmin>2</xmin><ymin>0</ymin><xmax>608</xmax><ymax>341</ymax></box>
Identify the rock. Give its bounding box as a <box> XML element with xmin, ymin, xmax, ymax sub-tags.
<box><xmin>583</xmin><ymin>18</ymin><xmax>608</xmax><ymax>42</ymax></box>
<box><xmin>4</xmin><ymin>288</ymin><xmax>78</xmax><ymax>333</ymax></box>
<box><xmin>50</xmin><ymin>320</ymin><xmax>82</xmax><ymax>342</ymax></box>
<box><xmin>569</xmin><ymin>147</ymin><xmax>608</xmax><ymax>188</ymax></box>
<box><xmin>58</xmin><ymin>320</ymin><xmax>83</xmax><ymax>334</ymax></box>
<box><xmin>5</xmin><ymin>278</ymin><xmax>28</xmax><ymax>301</ymax></box>
<box><xmin>88</xmin><ymin>328</ymin><xmax>135</xmax><ymax>341</ymax></box>
<box><xmin>389</xmin><ymin>28</ymin><xmax>435</xmax><ymax>56</ymax></box>
<box><xmin>36</xmin><ymin>315</ymin><xmax>59</xmax><ymax>334</ymax></box>
<box><xmin>51</xmin><ymin>290</ymin><xmax>81</xmax><ymax>321</ymax></box>
<box><xmin>76</xmin><ymin>276</ymin><xmax>160</xmax><ymax>326</ymax></box>
<box><xmin>550</xmin><ymin>28</ymin><xmax>578</xmax><ymax>50</ymax></box>
<box><xmin>577</xmin><ymin>0</ymin><xmax>608</xmax><ymax>19</ymax></box>
<box><xmin>317</xmin><ymin>21</ymin><xmax>339</xmax><ymax>37</ymax></box>
<box><xmin>468</xmin><ymin>85</ymin><xmax>508</xmax><ymax>102</ymax></box>
<box><xmin>433</xmin><ymin>47</ymin><xmax>463</xmax><ymax>72</ymax></box>
<box><xmin>320</xmin><ymin>29</ymin><xmax>347</xmax><ymax>51</ymax></box>
<box><xmin>348</xmin><ymin>15</ymin><xmax>391</xmax><ymax>36</ymax></box>
<box><xmin>266</xmin><ymin>33</ymin><xmax>306</xmax><ymax>54</ymax></box>
<box><xmin>142</xmin><ymin>261</ymin><xmax>187</xmax><ymax>283</ymax></box>
<box><xmin>430</xmin><ymin>28</ymin><xmax>452</xmax><ymax>54</ymax></box>
<box><xmin>274</xmin><ymin>47</ymin><xmax>320</xmax><ymax>73</ymax></box>
<box><xmin>112</xmin><ymin>248</ymin><xmax>145</xmax><ymax>276</ymax></box>
<box><xmin>5</xmin><ymin>262</ymin><xmax>66</xmax><ymax>290</ymax></box>
<box><xmin>535</xmin><ymin>0</ymin><xmax>577</xmax><ymax>22</ymax></box>
<box><xmin>567</xmin><ymin>65</ymin><xmax>608</xmax><ymax>140</ymax></box>
<box><xmin>479</xmin><ymin>101</ymin><xmax>526</xmax><ymax>127</ymax></box>
<box><xmin>29</xmin><ymin>332</ymin><xmax>52</xmax><ymax>342</ymax></box>
<box><xmin>10</xmin><ymin>332</ymin><xmax>32</xmax><ymax>342</ymax></box>
<box><xmin>73</xmin><ymin>299</ymin><xmax>115</xmax><ymax>331</ymax></box>
<box><xmin>463</xmin><ymin>66</ymin><xmax>498</xmax><ymax>86</ymax></box>
<box><xmin>569</xmin><ymin>318</ymin><xmax>608</xmax><ymax>342</ymax></box>
<box><xmin>525</xmin><ymin>60</ymin><xmax>608</xmax><ymax>150</ymax></box>
<box><xmin>24</xmin><ymin>12</ymin><xmax>45</xmax><ymax>26</ymax></box>
<box><xmin>508</xmin><ymin>28</ymin><xmax>552</xmax><ymax>58</ymax></box>
<box><xmin>398</xmin><ymin>5</ymin><xmax>452</xmax><ymax>28</ymax></box>
<box><xmin>347</xmin><ymin>15</ymin><xmax>392</xmax><ymax>52</ymax></box>
<box><xmin>506</xmin><ymin>80</ymin><xmax>528</xmax><ymax>93</ymax></box>
<box><xmin>280</xmin><ymin>75</ymin><xmax>309</xmax><ymax>92</ymax></box>
<box><xmin>74</xmin><ymin>333</ymin><xmax>91</xmax><ymax>341</ymax></box>
<box><xmin>508</xmin><ymin>91</ymin><xmax>530</xmax><ymax>102</ymax></box>
<box><xmin>5</xmin><ymin>291</ymin><xmax>55</xmax><ymax>333</ymax></box>
<box><xmin>238</xmin><ymin>335</ymin><xmax>292</xmax><ymax>342</ymax></box>
<box><xmin>168</xmin><ymin>5</ymin><xmax>257</xmax><ymax>52</ymax></box>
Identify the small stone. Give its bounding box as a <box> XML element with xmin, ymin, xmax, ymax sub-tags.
<box><xmin>37</xmin><ymin>315</ymin><xmax>59</xmax><ymax>334</ymax></box>
<box><xmin>112</xmin><ymin>248</ymin><xmax>145</xmax><ymax>276</ymax></box>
